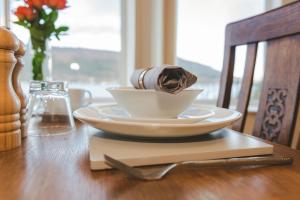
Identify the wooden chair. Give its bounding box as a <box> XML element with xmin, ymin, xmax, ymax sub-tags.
<box><xmin>217</xmin><ymin>1</ymin><xmax>300</xmax><ymax>146</ymax></box>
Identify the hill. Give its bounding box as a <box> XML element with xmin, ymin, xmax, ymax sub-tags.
<box><xmin>21</xmin><ymin>47</ymin><xmax>232</xmax><ymax>84</ymax></box>
<box><xmin>177</xmin><ymin>58</ymin><xmax>221</xmax><ymax>82</ymax></box>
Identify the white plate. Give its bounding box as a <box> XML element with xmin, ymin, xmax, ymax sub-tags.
<box><xmin>95</xmin><ymin>104</ymin><xmax>215</xmax><ymax>124</ymax></box>
<box><xmin>73</xmin><ymin>104</ymin><xmax>242</xmax><ymax>138</ymax></box>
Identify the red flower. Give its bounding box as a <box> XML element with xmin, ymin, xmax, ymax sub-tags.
<box><xmin>15</xmin><ymin>6</ymin><xmax>37</xmax><ymax>21</ymax></box>
<box><xmin>25</xmin><ymin>0</ymin><xmax>45</xmax><ymax>9</ymax></box>
<box><xmin>45</xmin><ymin>0</ymin><xmax>67</xmax><ymax>10</ymax></box>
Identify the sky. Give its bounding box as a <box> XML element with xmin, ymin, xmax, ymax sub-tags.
<box><xmin>177</xmin><ymin>0</ymin><xmax>266</xmax><ymax>79</ymax></box>
<box><xmin>11</xmin><ymin>0</ymin><xmax>121</xmax><ymax>51</ymax></box>
<box><xmin>8</xmin><ymin>0</ymin><xmax>274</xmax><ymax>80</ymax></box>
<box><xmin>51</xmin><ymin>0</ymin><xmax>121</xmax><ymax>51</ymax></box>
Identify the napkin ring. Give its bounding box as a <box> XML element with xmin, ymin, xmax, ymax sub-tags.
<box><xmin>138</xmin><ymin>68</ymin><xmax>152</xmax><ymax>89</ymax></box>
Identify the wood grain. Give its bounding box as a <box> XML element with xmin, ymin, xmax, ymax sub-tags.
<box><xmin>253</xmin><ymin>35</ymin><xmax>300</xmax><ymax>146</ymax></box>
<box><xmin>226</xmin><ymin>1</ymin><xmax>300</xmax><ymax>46</ymax></box>
<box><xmin>0</xmin><ymin>123</ymin><xmax>300</xmax><ymax>200</ymax></box>
<box><xmin>0</xmin><ymin>27</ymin><xmax>21</xmax><ymax>151</ymax></box>
<box><xmin>12</xmin><ymin>40</ymin><xmax>27</xmax><ymax>138</ymax></box>
<box><xmin>217</xmin><ymin>2</ymin><xmax>300</xmax><ymax>146</ymax></box>
<box><xmin>217</xmin><ymin>45</ymin><xmax>235</xmax><ymax>108</ymax></box>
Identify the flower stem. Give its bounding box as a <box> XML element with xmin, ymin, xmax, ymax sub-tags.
<box><xmin>31</xmin><ymin>37</ymin><xmax>46</xmax><ymax>80</ymax></box>
<box><xmin>32</xmin><ymin>51</ymin><xmax>45</xmax><ymax>80</ymax></box>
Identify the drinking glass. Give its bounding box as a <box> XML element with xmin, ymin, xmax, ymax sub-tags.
<box><xmin>27</xmin><ymin>81</ymin><xmax>75</xmax><ymax>136</ymax></box>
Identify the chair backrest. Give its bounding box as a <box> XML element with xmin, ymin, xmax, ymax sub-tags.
<box><xmin>217</xmin><ymin>2</ymin><xmax>300</xmax><ymax>146</ymax></box>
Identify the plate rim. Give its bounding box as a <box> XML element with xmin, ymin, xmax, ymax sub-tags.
<box><xmin>73</xmin><ymin>103</ymin><xmax>242</xmax><ymax>128</ymax></box>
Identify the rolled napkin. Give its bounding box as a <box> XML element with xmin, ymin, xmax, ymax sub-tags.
<box><xmin>130</xmin><ymin>65</ymin><xmax>197</xmax><ymax>94</ymax></box>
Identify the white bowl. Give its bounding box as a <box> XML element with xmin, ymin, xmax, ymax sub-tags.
<box><xmin>106</xmin><ymin>87</ymin><xmax>203</xmax><ymax>119</ymax></box>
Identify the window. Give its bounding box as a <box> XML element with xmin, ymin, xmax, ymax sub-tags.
<box><xmin>10</xmin><ymin>0</ymin><xmax>122</xmax><ymax>97</ymax></box>
<box><xmin>176</xmin><ymin>0</ymin><xmax>281</xmax><ymax>108</ymax></box>
<box><xmin>0</xmin><ymin>0</ymin><xmax>3</xmax><ymax>25</ymax></box>
<box><xmin>1</xmin><ymin>0</ymin><xmax>284</xmax><ymax>101</ymax></box>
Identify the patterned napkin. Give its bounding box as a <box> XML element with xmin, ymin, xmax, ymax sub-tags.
<box><xmin>130</xmin><ymin>65</ymin><xmax>197</xmax><ymax>94</ymax></box>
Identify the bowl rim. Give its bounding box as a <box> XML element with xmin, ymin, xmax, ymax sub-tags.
<box><xmin>106</xmin><ymin>87</ymin><xmax>203</xmax><ymax>93</ymax></box>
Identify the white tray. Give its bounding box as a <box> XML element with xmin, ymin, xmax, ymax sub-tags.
<box><xmin>89</xmin><ymin>128</ymin><xmax>273</xmax><ymax>170</ymax></box>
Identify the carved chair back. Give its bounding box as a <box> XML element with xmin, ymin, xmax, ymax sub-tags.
<box><xmin>217</xmin><ymin>2</ymin><xmax>300</xmax><ymax>146</ymax></box>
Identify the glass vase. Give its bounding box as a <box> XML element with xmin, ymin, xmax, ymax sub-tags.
<box><xmin>30</xmin><ymin>39</ymin><xmax>53</xmax><ymax>81</ymax></box>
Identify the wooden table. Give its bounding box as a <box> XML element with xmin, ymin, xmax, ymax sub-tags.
<box><xmin>0</xmin><ymin>123</ymin><xmax>300</xmax><ymax>200</ymax></box>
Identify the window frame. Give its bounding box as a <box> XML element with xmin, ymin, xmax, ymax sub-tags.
<box><xmin>3</xmin><ymin>0</ymin><xmax>10</xmax><ymax>28</ymax></box>
<box><xmin>3</xmin><ymin>0</ymin><xmax>131</xmax><ymax>85</ymax></box>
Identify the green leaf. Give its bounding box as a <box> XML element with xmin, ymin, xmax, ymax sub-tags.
<box><xmin>56</xmin><ymin>26</ymin><xmax>69</xmax><ymax>33</ymax></box>
<box><xmin>44</xmin><ymin>22</ymin><xmax>56</xmax><ymax>37</ymax></box>
<box><xmin>14</xmin><ymin>21</ymin><xmax>30</xmax><ymax>29</ymax></box>
<box><xmin>55</xmin><ymin>34</ymin><xmax>60</xmax><ymax>40</ymax></box>
<box><xmin>53</xmin><ymin>26</ymin><xmax>69</xmax><ymax>40</ymax></box>
<box><xmin>40</xmin><ymin>9</ymin><xmax>49</xmax><ymax>21</ymax></box>
<box><xmin>49</xmin><ymin>10</ymin><xmax>58</xmax><ymax>22</ymax></box>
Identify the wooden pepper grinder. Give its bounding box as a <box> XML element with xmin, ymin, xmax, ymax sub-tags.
<box><xmin>0</xmin><ymin>27</ymin><xmax>21</xmax><ymax>151</ymax></box>
<box><xmin>12</xmin><ymin>40</ymin><xmax>27</xmax><ymax>138</ymax></box>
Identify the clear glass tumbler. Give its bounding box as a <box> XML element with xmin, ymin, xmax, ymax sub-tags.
<box><xmin>27</xmin><ymin>81</ymin><xmax>75</xmax><ymax>136</ymax></box>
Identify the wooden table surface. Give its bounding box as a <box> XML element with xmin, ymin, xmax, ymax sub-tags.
<box><xmin>0</xmin><ymin>123</ymin><xmax>300</xmax><ymax>200</ymax></box>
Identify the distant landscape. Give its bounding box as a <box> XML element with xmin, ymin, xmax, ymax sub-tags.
<box><xmin>21</xmin><ymin>47</ymin><xmax>121</xmax><ymax>83</ymax></box>
<box><xmin>20</xmin><ymin>47</ymin><xmax>261</xmax><ymax>103</ymax></box>
<box><xmin>21</xmin><ymin>47</ymin><xmax>230</xmax><ymax>84</ymax></box>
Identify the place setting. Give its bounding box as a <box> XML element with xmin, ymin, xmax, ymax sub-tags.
<box><xmin>74</xmin><ymin>65</ymin><xmax>242</xmax><ymax>137</ymax></box>
<box><xmin>1</xmin><ymin>1</ymin><xmax>300</xmax><ymax>198</ymax></box>
<box><xmin>73</xmin><ymin>65</ymin><xmax>290</xmax><ymax>176</ymax></box>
